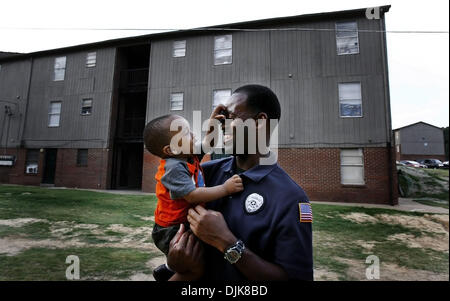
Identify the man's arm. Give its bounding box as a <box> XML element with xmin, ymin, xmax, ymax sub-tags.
<box><xmin>187</xmin><ymin>206</ymin><xmax>289</xmax><ymax>281</ymax></box>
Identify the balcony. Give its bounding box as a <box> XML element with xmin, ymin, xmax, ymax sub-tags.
<box><xmin>120</xmin><ymin>68</ymin><xmax>149</xmax><ymax>92</ymax></box>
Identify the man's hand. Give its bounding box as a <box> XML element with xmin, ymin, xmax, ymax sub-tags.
<box><xmin>188</xmin><ymin>206</ymin><xmax>237</xmax><ymax>252</ymax></box>
<box><xmin>187</xmin><ymin>206</ymin><xmax>290</xmax><ymax>281</ymax></box>
<box><xmin>208</xmin><ymin>104</ymin><xmax>228</xmax><ymax>131</ymax></box>
<box><xmin>223</xmin><ymin>174</ymin><xmax>244</xmax><ymax>194</ymax></box>
<box><xmin>167</xmin><ymin>224</ymin><xmax>204</xmax><ymax>280</ymax></box>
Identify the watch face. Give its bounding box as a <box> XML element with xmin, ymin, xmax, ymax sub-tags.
<box><xmin>226</xmin><ymin>250</ymin><xmax>240</xmax><ymax>263</ymax></box>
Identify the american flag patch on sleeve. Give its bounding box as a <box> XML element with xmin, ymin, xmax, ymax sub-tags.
<box><xmin>299</xmin><ymin>203</ymin><xmax>313</xmax><ymax>223</ymax></box>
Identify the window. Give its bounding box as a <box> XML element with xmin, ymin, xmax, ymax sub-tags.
<box><xmin>86</xmin><ymin>52</ymin><xmax>96</xmax><ymax>67</ymax></box>
<box><xmin>53</xmin><ymin>56</ymin><xmax>66</xmax><ymax>81</ymax></box>
<box><xmin>170</xmin><ymin>93</ymin><xmax>183</xmax><ymax>111</ymax></box>
<box><xmin>81</xmin><ymin>98</ymin><xmax>92</xmax><ymax>115</ymax></box>
<box><xmin>340</xmin><ymin>149</ymin><xmax>365</xmax><ymax>185</ymax></box>
<box><xmin>338</xmin><ymin>82</ymin><xmax>362</xmax><ymax>117</ymax></box>
<box><xmin>214</xmin><ymin>35</ymin><xmax>232</xmax><ymax>65</ymax></box>
<box><xmin>173</xmin><ymin>40</ymin><xmax>186</xmax><ymax>57</ymax></box>
<box><xmin>77</xmin><ymin>149</ymin><xmax>88</xmax><ymax>166</ymax></box>
<box><xmin>213</xmin><ymin>89</ymin><xmax>231</xmax><ymax>109</ymax></box>
<box><xmin>25</xmin><ymin>149</ymin><xmax>39</xmax><ymax>174</ymax></box>
<box><xmin>48</xmin><ymin>101</ymin><xmax>61</xmax><ymax>127</ymax></box>
<box><xmin>336</xmin><ymin>21</ymin><xmax>359</xmax><ymax>55</ymax></box>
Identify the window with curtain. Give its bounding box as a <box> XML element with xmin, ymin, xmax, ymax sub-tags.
<box><xmin>25</xmin><ymin>149</ymin><xmax>39</xmax><ymax>174</ymax></box>
<box><xmin>214</xmin><ymin>35</ymin><xmax>232</xmax><ymax>65</ymax></box>
<box><xmin>173</xmin><ymin>40</ymin><xmax>186</xmax><ymax>57</ymax></box>
<box><xmin>336</xmin><ymin>21</ymin><xmax>359</xmax><ymax>55</ymax></box>
<box><xmin>86</xmin><ymin>52</ymin><xmax>96</xmax><ymax>67</ymax></box>
<box><xmin>170</xmin><ymin>93</ymin><xmax>184</xmax><ymax>111</ymax></box>
<box><xmin>338</xmin><ymin>82</ymin><xmax>362</xmax><ymax>117</ymax></box>
<box><xmin>212</xmin><ymin>89</ymin><xmax>231</xmax><ymax>109</ymax></box>
<box><xmin>340</xmin><ymin>149</ymin><xmax>365</xmax><ymax>185</ymax></box>
<box><xmin>54</xmin><ymin>56</ymin><xmax>66</xmax><ymax>81</ymax></box>
<box><xmin>48</xmin><ymin>101</ymin><xmax>62</xmax><ymax>127</ymax></box>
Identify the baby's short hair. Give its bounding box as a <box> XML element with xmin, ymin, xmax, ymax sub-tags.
<box><xmin>143</xmin><ymin>114</ymin><xmax>180</xmax><ymax>157</ymax></box>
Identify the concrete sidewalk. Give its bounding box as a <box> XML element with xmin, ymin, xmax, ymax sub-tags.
<box><xmin>66</xmin><ymin>189</ymin><xmax>448</xmax><ymax>214</ymax></box>
<box><xmin>312</xmin><ymin>198</ymin><xmax>448</xmax><ymax>214</ymax></box>
<box><xmin>47</xmin><ymin>186</ymin><xmax>155</xmax><ymax>196</ymax></box>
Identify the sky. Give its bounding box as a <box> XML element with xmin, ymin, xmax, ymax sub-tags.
<box><xmin>0</xmin><ymin>0</ymin><xmax>448</xmax><ymax>129</ymax></box>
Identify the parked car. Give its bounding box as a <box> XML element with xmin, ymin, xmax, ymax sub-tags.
<box><xmin>396</xmin><ymin>161</ymin><xmax>406</xmax><ymax>166</ymax></box>
<box><xmin>443</xmin><ymin>161</ymin><xmax>449</xmax><ymax>169</ymax></box>
<box><xmin>416</xmin><ymin>159</ymin><xmax>444</xmax><ymax>169</ymax></box>
<box><xmin>400</xmin><ymin>160</ymin><xmax>426</xmax><ymax>168</ymax></box>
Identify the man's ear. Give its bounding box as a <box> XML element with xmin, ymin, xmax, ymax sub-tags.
<box><xmin>162</xmin><ymin>145</ymin><xmax>175</xmax><ymax>157</ymax></box>
<box><xmin>256</xmin><ymin>112</ymin><xmax>268</xmax><ymax>129</ymax></box>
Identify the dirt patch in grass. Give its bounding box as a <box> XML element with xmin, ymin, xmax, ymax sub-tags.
<box><xmin>339</xmin><ymin>212</ymin><xmax>449</xmax><ymax>234</ymax></box>
<box><xmin>0</xmin><ymin>218</ymin><xmax>48</xmax><ymax>227</ymax></box>
<box><xmin>313</xmin><ymin>231</ymin><xmax>341</xmax><ymax>248</ymax></box>
<box><xmin>335</xmin><ymin>257</ymin><xmax>449</xmax><ymax>281</ymax></box>
<box><xmin>314</xmin><ymin>268</ymin><xmax>340</xmax><ymax>281</ymax></box>
<box><xmin>376</xmin><ymin>214</ymin><xmax>448</xmax><ymax>234</ymax></box>
<box><xmin>354</xmin><ymin>240</ymin><xmax>377</xmax><ymax>252</ymax></box>
<box><xmin>427</xmin><ymin>214</ymin><xmax>449</xmax><ymax>231</ymax></box>
<box><xmin>127</xmin><ymin>255</ymin><xmax>166</xmax><ymax>281</ymax></box>
<box><xmin>107</xmin><ymin>224</ymin><xmax>153</xmax><ymax>236</ymax></box>
<box><xmin>133</xmin><ymin>215</ymin><xmax>154</xmax><ymax>222</ymax></box>
<box><xmin>0</xmin><ymin>218</ymin><xmax>158</xmax><ymax>256</ymax></box>
<box><xmin>387</xmin><ymin>233</ymin><xmax>449</xmax><ymax>252</ymax></box>
<box><xmin>0</xmin><ymin>237</ymin><xmax>86</xmax><ymax>256</ymax></box>
<box><xmin>339</xmin><ymin>213</ymin><xmax>378</xmax><ymax>224</ymax></box>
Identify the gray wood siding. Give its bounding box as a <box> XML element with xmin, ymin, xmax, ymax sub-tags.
<box><xmin>397</xmin><ymin>124</ymin><xmax>445</xmax><ymax>155</ymax></box>
<box><xmin>22</xmin><ymin>47</ymin><xmax>117</xmax><ymax>149</ymax></box>
<box><xmin>0</xmin><ymin>59</ymin><xmax>32</xmax><ymax>148</ymax></box>
<box><xmin>146</xmin><ymin>16</ymin><xmax>390</xmax><ymax>148</ymax></box>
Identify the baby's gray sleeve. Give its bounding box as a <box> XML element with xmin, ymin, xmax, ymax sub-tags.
<box><xmin>161</xmin><ymin>159</ymin><xmax>196</xmax><ymax>199</ymax></box>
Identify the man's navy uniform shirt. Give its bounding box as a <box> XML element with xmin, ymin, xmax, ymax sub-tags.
<box><xmin>200</xmin><ymin>156</ymin><xmax>313</xmax><ymax>281</ymax></box>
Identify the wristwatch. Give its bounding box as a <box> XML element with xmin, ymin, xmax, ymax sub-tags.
<box><xmin>224</xmin><ymin>240</ymin><xmax>245</xmax><ymax>264</ymax></box>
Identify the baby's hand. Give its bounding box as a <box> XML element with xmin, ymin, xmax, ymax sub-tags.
<box><xmin>223</xmin><ymin>174</ymin><xmax>244</xmax><ymax>194</ymax></box>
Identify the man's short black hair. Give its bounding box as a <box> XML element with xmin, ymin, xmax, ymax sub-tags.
<box><xmin>233</xmin><ymin>85</ymin><xmax>281</xmax><ymax>120</ymax></box>
<box><xmin>143</xmin><ymin>114</ymin><xmax>179</xmax><ymax>157</ymax></box>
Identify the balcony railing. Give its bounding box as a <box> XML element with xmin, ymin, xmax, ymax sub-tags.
<box><xmin>120</xmin><ymin>68</ymin><xmax>149</xmax><ymax>89</ymax></box>
<box><xmin>122</xmin><ymin>116</ymin><xmax>145</xmax><ymax>138</ymax></box>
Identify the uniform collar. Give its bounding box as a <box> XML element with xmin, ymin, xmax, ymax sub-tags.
<box><xmin>223</xmin><ymin>155</ymin><xmax>278</xmax><ymax>183</ymax></box>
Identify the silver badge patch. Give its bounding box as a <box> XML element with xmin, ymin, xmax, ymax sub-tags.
<box><xmin>245</xmin><ymin>193</ymin><xmax>264</xmax><ymax>214</ymax></box>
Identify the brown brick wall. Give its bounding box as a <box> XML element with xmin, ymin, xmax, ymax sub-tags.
<box><xmin>0</xmin><ymin>148</ymin><xmax>109</xmax><ymax>189</ymax></box>
<box><xmin>54</xmin><ymin>149</ymin><xmax>109</xmax><ymax>189</ymax></box>
<box><xmin>3</xmin><ymin>146</ymin><xmax>398</xmax><ymax>205</ymax></box>
<box><xmin>1</xmin><ymin>148</ymin><xmax>44</xmax><ymax>186</ymax></box>
<box><xmin>141</xmin><ymin>147</ymin><xmax>398</xmax><ymax>205</ymax></box>
<box><xmin>277</xmin><ymin>147</ymin><xmax>398</xmax><ymax>205</ymax></box>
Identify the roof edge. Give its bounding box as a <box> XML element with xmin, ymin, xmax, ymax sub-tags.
<box><xmin>394</xmin><ymin>121</ymin><xmax>445</xmax><ymax>131</ymax></box>
<box><xmin>0</xmin><ymin>5</ymin><xmax>391</xmax><ymax>63</ymax></box>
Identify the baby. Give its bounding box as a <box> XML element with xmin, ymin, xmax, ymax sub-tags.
<box><xmin>143</xmin><ymin>114</ymin><xmax>243</xmax><ymax>256</ymax></box>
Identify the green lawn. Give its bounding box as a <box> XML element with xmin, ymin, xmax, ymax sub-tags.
<box><xmin>0</xmin><ymin>184</ymin><xmax>448</xmax><ymax>281</ymax></box>
<box><xmin>0</xmin><ymin>185</ymin><xmax>160</xmax><ymax>280</ymax></box>
<box><xmin>312</xmin><ymin>204</ymin><xmax>448</xmax><ymax>280</ymax></box>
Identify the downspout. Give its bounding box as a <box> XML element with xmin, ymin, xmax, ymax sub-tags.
<box><xmin>379</xmin><ymin>10</ymin><xmax>395</xmax><ymax>205</ymax></box>
<box><xmin>19</xmin><ymin>57</ymin><xmax>34</xmax><ymax>149</ymax></box>
<box><xmin>4</xmin><ymin>111</ymin><xmax>11</xmax><ymax>155</ymax></box>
